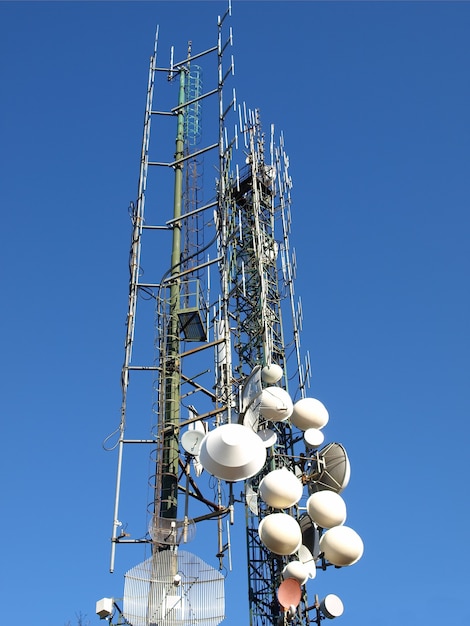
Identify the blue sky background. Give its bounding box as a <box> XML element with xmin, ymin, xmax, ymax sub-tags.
<box><xmin>1</xmin><ymin>1</ymin><xmax>470</xmax><ymax>625</ymax></box>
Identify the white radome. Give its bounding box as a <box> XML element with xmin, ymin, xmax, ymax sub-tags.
<box><xmin>199</xmin><ymin>423</ymin><xmax>267</xmax><ymax>482</ymax></box>
<box><xmin>320</xmin><ymin>594</ymin><xmax>344</xmax><ymax>619</ymax></box>
<box><xmin>282</xmin><ymin>560</ymin><xmax>309</xmax><ymax>585</ymax></box>
<box><xmin>259</xmin><ymin>467</ymin><xmax>303</xmax><ymax>509</ymax></box>
<box><xmin>290</xmin><ymin>397</ymin><xmax>329</xmax><ymax>431</ymax></box>
<box><xmin>303</xmin><ymin>428</ymin><xmax>325</xmax><ymax>450</ymax></box>
<box><xmin>319</xmin><ymin>525</ymin><xmax>364</xmax><ymax>566</ymax></box>
<box><xmin>259</xmin><ymin>386</ymin><xmax>293</xmax><ymax>421</ymax></box>
<box><xmin>258</xmin><ymin>513</ymin><xmax>303</xmax><ymax>556</ymax></box>
<box><xmin>306</xmin><ymin>490</ymin><xmax>347</xmax><ymax>529</ymax></box>
<box><xmin>261</xmin><ymin>363</ymin><xmax>283</xmax><ymax>384</ymax></box>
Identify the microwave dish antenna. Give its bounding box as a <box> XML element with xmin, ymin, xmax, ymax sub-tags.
<box><xmin>308</xmin><ymin>442</ymin><xmax>351</xmax><ymax>494</ymax></box>
<box><xmin>100</xmin><ymin>6</ymin><xmax>364</xmax><ymax>626</ymax></box>
<box><xmin>123</xmin><ymin>550</ymin><xmax>225</xmax><ymax>626</ymax></box>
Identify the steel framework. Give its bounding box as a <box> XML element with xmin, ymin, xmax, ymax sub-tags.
<box><xmin>100</xmin><ymin>5</ymin><xmax>360</xmax><ymax>626</ymax></box>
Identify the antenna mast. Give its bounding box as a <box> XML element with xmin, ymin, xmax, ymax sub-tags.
<box><xmin>99</xmin><ymin>4</ymin><xmax>363</xmax><ymax>626</ymax></box>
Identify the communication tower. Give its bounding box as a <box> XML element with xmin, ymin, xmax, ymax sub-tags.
<box><xmin>98</xmin><ymin>4</ymin><xmax>363</xmax><ymax>626</ymax></box>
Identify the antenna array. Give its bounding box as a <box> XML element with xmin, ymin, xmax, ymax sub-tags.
<box><xmin>98</xmin><ymin>4</ymin><xmax>363</xmax><ymax>626</ymax></box>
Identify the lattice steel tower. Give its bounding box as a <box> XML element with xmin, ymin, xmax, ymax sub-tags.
<box><xmin>98</xmin><ymin>4</ymin><xmax>363</xmax><ymax>626</ymax></box>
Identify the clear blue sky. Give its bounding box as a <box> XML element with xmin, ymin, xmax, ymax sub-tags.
<box><xmin>1</xmin><ymin>1</ymin><xmax>470</xmax><ymax>625</ymax></box>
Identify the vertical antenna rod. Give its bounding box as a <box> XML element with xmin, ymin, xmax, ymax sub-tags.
<box><xmin>109</xmin><ymin>27</ymin><xmax>158</xmax><ymax>573</ymax></box>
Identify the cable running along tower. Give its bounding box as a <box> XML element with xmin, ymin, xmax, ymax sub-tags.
<box><xmin>98</xmin><ymin>4</ymin><xmax>363</xmax><ymax>626</ymax></box>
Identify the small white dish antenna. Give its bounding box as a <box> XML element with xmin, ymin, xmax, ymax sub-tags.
<box><xmin>282</xmin><ymin>560</ymin><xmax>309</xmax><ymax>585</ymax></box>
<box><xmin>181</xmin><ymin>430</ymin><xmax>205</xmax><ymax>456</ymax></box>
<box><xmin>245</xmin><ymin>481</ymin><xmax>259</xmax><ymax>516</ymax></box>
<box><xmin>297</xmin><ymin>544</ymin><xmax>317</xmax><ymax>579</ymax></box>
<box><xmin>320</xmin><ymin>594</ymin><xmax>344</xmax><ymax>619</ymax></box>
<box><xmin>277</xmin><ymin>577</ymin><xmax>302</xmax><ymax>610</ymax></box>
<box><xmin>304</xmin><ymin>428</ymin><xmax>324</xmax><ymax>450</ymax></box>
<box><xmin>261</xmin><ymin>363</ymin><xmax>283</xmax><ymax>384</ymax></box>
<box><xmin>257</xmin><ymin>428</ymin><xmax>277</xmax><ymax>448</ymax></box>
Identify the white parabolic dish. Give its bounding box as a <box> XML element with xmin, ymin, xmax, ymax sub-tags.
<box><xmin>306</xmin><ymin>490</ymin><xmax>347</xmax><ymax>529</ymax></box>
<box><xmin>319</xmin><ymin>525</ymin><xmax>364</xmax><ymax>566</ymax></box>
<box><xmin>282</xmin><ymin>560</ymin><xmax>309</xmax><ymax>585</ymax></box>
<box><xmin>261</xmin><ymin>363</ymin><xmax>283</xmax><ymax>384</ymax></box>
<box><xmin>258</xmin><ymin>513</ymin><xmax>302</xmax><ymax>555</ymax></box>
<box><xmin>298</xmin><ymin>544</ymin><xmax>317</xmax><ymax>579</ymax></box>
<box><xmin>320</xmin><ymin>594</ymin><xmax>344</xmax><ymax>619</ymax></box>
<box><xmin>304</xmin><ymin>428</ymin><xmax>325</xmax><ymax>450</ymax></box>
<box><xmin>259</xmin><ymin>468</ymin><xmax>303</xmax><ymax>508</ymax></box>
<box><xmin>290</xmin><ymin>397</ymin><xmax>329</xmax><ymax>431</ymax></box>
<box><xmin>199</xmin><ymin>423</ymin><xmax>267</xmax><ymax>482</ymax></box>
<box><xmin>259</xmin><ymin>386</ymin><xmax>294</xmax><ymax>421</ymax></box>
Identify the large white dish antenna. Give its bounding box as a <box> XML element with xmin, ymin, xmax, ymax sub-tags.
<box><xmin>290</xmin><ymin>397</ymin><xmax>329</xmax><ymax>431</ymax></box>
<box><xmin>259</xmin><ymin>468</ymin><xmax>303</xmax><ymax>509</ymax></box>
<box><xmin>258</xmin><ymin>513</ymin><xmax>302</xmax><ymax>555</ymax></box>
<box><xmin>259</xmin><ymin>387</ymin><xmax>293</xmax><ymax>422</ymax></box>
<box><xmin>306</xmin><ymin>490</ymin><xmax>347</xmax><ymax>529</ymax></box>
<box><xmin>123</xmin><ymin>550</ymin><xmax>224</xmax><ymax>626</ymax></box>
<box><xmin>199</xmin><ymin>423</ymin><xmax>267</xmax><ymax>482</ymax></box>
<box><xmin>319</xmin><ymin>525</ymin><xmax>364</xmax><ymax>566</ymax></box>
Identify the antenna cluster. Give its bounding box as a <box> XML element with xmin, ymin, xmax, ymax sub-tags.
<box><xmin>97</xmin><ymin>3</ymin><xmax>363</xmax><ymax>625</ymax></box>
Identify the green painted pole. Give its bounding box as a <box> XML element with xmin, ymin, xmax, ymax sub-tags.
<box><xmin>161</xmin><ymin>67</ymin><xmax>186</xmax><ymax>520</ymax></box>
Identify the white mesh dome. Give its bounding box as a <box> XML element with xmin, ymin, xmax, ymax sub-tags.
<box><xmin>123</xmin><ymin>550</ymin><xmax>225</xmax><ymax>626</ymax></box>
